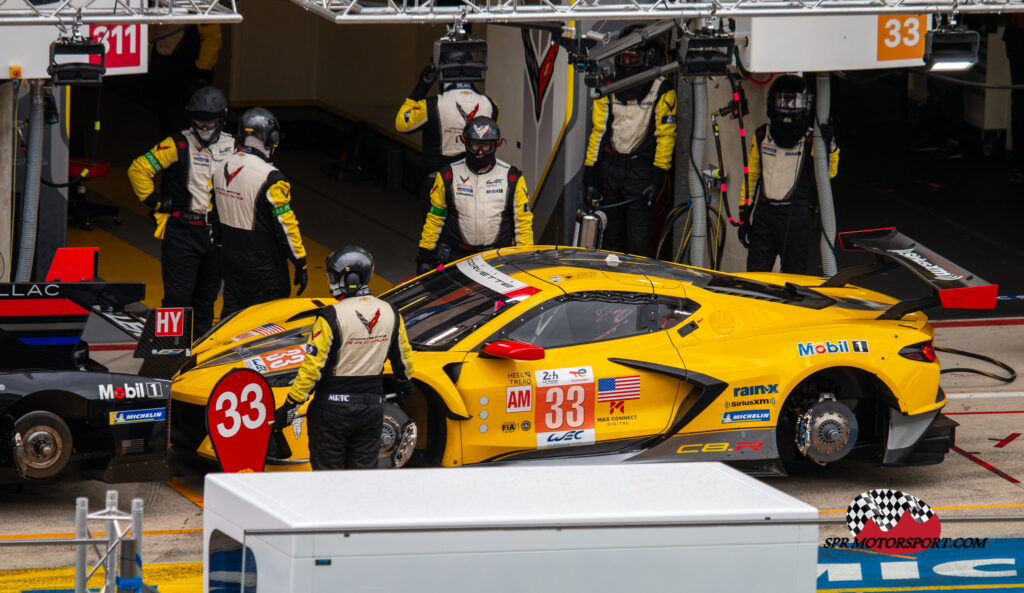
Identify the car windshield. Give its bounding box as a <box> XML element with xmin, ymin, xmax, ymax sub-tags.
<box><xmin>383</xmin><ymin>256</ymin><xmax>538</xmax><ymax>350</ymax></box>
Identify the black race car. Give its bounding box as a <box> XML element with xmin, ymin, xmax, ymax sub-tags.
<box><xmin>0</xmin><ymin>247</ymin><xmax>191</xmax><ymax>482</ymax></box>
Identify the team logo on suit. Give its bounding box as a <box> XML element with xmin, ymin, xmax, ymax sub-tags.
<box><xmin>356</xmin><ymin>309</ymin><xmax>381</xmax><ymax>333</ymax></box>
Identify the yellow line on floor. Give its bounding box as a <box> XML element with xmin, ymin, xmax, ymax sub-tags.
<box><xmin>0</xmin><ymin>561</ymin><xmax>202</xmax><ymax>593</ymax></box>
<box><xmin>819</xmin><ymin>585</ymin><xmax>1024</xmax><ymax>592</ymax></box>
<box><xmin>166</xmin><ymin>477</ymin><xmax>205</xmax><ymax>509</ymax></box>
<box><xmin>67</xmin><ymin>213</ymin><xmax>391</xmax><ymax>311</ymax></box>
<box><xmin>67</xmin><ymin>226</ymin><xmax>164</xmax><ymax>310</ymax></box>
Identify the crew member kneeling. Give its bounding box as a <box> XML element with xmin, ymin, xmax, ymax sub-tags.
<box><xmin>416</xmin><ymin>116</ymin><xmax>533</xmax><ymax>273</ymax></box>
<box><xmin>276</xmin><ymin>247</ymin><xmax>414</xmax><ymax>470</ymax></box>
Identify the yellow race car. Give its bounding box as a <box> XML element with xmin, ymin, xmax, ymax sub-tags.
<box><xmin>169</xmin><ymin>228</ymin><xmax>997</xmax><ymax>474</ymax></box>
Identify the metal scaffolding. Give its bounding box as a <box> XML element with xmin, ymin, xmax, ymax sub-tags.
<box><xmin>289</xmin><ymin>0</ymin><xmax>1024</xmax><ymax>24</ymax></box>
<box><xmin>0</xmin><ymin>0</ymin><xmax>241</xmax><ymax>27</ymax></box>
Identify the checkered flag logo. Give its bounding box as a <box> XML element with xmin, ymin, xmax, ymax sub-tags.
<box><xmin>846</xmin><ymin>489</ymin><xmax>935</xmax><ymax>536</ymax></box>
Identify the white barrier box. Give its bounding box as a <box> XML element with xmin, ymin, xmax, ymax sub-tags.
<box><xmin>204</xmin><ymin>463</ymin><xmax>818</xmax><ymax>593</ymax></box>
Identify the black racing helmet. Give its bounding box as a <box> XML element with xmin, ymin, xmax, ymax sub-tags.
<box><xmin>614</xmin><ymin>24</ymin><xmax>663</xmax><ymax>78</ymax></box>
<box><xmin>462</xmin><ymin>116</ymin><xmax>502</xmax><ymax>171</ymax></box>
<box><xmin>238</xmin><ymin>107</ymin><xmax>281</xmax><ymax>157</ymax></box>
<box><xmin>767</xmin><ymin>74</ymin><xmax>813</xmax><ymax>126</ymax></box>
<box><xmin>187</xmin><ymin>86</ymin><xmax>227</xmax><ymax>144</ymax></box>
<box><xmin>326</xmin><ymin>246</ymin><xmax>374</xmax><ymax>298</ymax></box>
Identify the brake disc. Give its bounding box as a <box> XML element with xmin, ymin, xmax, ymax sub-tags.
<box><xmin>795</xmin><ymin>400</ymin><xmax>859</xmax><ymax>465</ymax></box>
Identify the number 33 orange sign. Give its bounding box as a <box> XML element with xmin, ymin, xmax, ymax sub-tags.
<box><xmin>877</xmin><ymin>15</ymin><xmax>929</xmax><ymax>61</ymax></box>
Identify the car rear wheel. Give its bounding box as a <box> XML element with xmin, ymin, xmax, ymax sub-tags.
<box><xmin>13</xmin><ymin>411</ymin><xmax>73</xmax><ymax>479</ymax></box>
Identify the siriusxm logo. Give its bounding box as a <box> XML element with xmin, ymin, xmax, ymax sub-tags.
<box><xmin>722</xmin><ymin>410</ymin><xmax>770</xmax><ymax>424</ymax></box>
<box><xmin>734</xmin><ymin>384</ymin><xmax>778</xmax><ymax>397</ymax></box>
<box><xmin>798</xmin><ymin>340</ymin><xmax>869</xmax><ymax>357</ymax></box>
<box><xmin>109</xmin><ymin>408</ymin><xmax>166</xmax><ymax>425</ymax></box>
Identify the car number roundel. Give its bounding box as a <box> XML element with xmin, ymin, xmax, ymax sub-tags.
<box><xmin>535</xmin><ymin>366</ymin><xmax>596</xmax><ymax>449</ymax></box>
<box><xmin>207</xmin><ymin>368</ymin><xmax>275</xmax><ymax>472</ymax></box>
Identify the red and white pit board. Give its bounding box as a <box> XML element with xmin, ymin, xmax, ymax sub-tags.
<box><xmin>207</xmin><ymin>369</ymin><xmax>276</xmax><ymax>473</ymax></box>
<box><xmin>2</xmin><ymin>21</ymin><xmax>148</xmax><ymax>80</ymax></box>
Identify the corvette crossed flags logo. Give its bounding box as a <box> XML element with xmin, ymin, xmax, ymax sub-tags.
<box><xmin>356</xmin><ymin>309</ymin><xmax>381</xmax><ymax>333</ymax></box>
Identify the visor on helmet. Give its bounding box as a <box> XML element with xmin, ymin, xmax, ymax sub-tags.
<box><xmin>466</xmin><ymin>139</ymin><xmax>497</xmax><ymax>155</ymax></box>
<box><xmin>772</xmin><ymin>92</ymin><xmax>809</xmax><ymax>110</ymax></box>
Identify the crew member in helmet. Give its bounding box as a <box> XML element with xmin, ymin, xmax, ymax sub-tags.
<box><xmin>583</xmin><ymin>25</ymin><xmax>677</xmax><ymax>258</ymax></box>
<box><xmin>416</xmin><ymin>116</ymin><xmax>533</xmax><ymax>273</ymax></box>
<box><xmin>128</xmin><ymin>85</ymin><xmax>235</xmax><ymax>335</ymax></box>
<box><xmin>212</xmin><ymin>107</ymin><xmax>308</xmax><ymax>317</ymax></box>
<box><xmin>276</xmin><ymin>246</ymin><xmax>414</xmax><ymax>470</ymax></box>
<box><xmin>737</xmin><ymin>74</ymin><xmax>839</xmax><ymax>274</ymax></box>
<box><xmin>395</xmin><ymin>53</ymin><xmax>499</xmax><ymax>213</ymax></box>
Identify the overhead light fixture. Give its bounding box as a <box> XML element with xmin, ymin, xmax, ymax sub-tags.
<box><xmin>678</xmin><ymin>30</ymin><xmax>734</xmax><ymax>76</ymax></box>
<box><xmin>923</xmin><ymin>24</ymin><xmax>979</xmax><ymax>72</ymax></box>
<box><xmin>48</xmin><ymin>36</ymin><xmax>105</xmax><ymax>85</ymax></box>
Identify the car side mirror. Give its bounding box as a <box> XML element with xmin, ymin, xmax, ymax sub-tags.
<box><xmin>480</xmin><ymin>340</ymin><xmax>545</xmax><ymax>361</ymax></box>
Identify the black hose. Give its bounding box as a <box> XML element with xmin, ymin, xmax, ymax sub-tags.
<box><xmin>936</xmin><ymin>346</ymin><xmax>1017</xmax><ymax>384</ymax></box>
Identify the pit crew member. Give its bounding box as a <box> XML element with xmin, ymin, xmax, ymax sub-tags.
<box><xmin>275</xmin><ymin>246</ymin><xmax>414</xmax><ymax>470</ymax></box>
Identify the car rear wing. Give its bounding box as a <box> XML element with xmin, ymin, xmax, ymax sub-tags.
<box><xmin>0</xmin><ymin>247</ymin><xmax>192</xmax><ymax>377</ymax></box>
<box><xmin>820</xmin><ymin>227</ymin><xmax>998</xmax><ymax>320</ymax></box>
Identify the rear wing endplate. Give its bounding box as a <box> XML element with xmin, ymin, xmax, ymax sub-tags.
<box><xmin>821</xmin><ymin>227</ymin><xmax>998</xmax><ymax>320</ymax></box>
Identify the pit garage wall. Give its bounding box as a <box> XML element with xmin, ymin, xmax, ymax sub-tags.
<box><xmin>224</xmin><ymin>1</ymin><xmax>580</xmax><ymax>241</ymax></box>
<box><xmin>486</xmin><ymin>24</ymin><xmax>584</xmax><ymax>242</ymax></box>
<box><xmin>225</xmin><ymin>0</ymin><xmax>445</xmax><ymax>131</ymax></box>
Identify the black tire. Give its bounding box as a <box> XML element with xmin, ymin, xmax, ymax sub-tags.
<box><xmin>13</xmin><ymin>411</ymin><xmax>73</xmax><ymax>479</ymax></box>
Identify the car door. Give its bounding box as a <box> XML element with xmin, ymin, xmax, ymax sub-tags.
<box><xmin>454</xmin><ymin>291</ymin><xmax>691</xmax><ymax>465</ymax></box>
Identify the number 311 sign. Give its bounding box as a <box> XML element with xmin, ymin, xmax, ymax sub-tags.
<box><xmin>207</xmin><ymin>369</ymin><xmax>276</xmax><ymax>472</ymax></box>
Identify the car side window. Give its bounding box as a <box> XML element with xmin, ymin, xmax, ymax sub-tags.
<box><xmin>497</xmin><ymin>291</ymin><xmax>696</xmax><ymax>349</ymax></box>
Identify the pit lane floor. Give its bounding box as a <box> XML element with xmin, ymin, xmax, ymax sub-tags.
<box><xmin>1</xmin><ymin>323</ymin><xmax>1021</xmax><ymax>593</ymax></box>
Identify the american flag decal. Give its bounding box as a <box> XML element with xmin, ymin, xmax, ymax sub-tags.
<box><xmin>232</xmin><ymin>323</ymin><xmax>285</xmax><ymax>342</ymax></box>
<box><xmin>597</xmin><ymin>376</ymin><xmax>641</xmax><ymax>401</ymax></box>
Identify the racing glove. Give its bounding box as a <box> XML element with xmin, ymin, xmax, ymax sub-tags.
<box><xmin>410</xmin><ymin>64</ymin><xmax>436</xmax><ymax>101</ymax></box>
<box><xmin>293</xmin><ymin>258</ymin><xmax>308</xmax><ymax>296</ymax></box>
<box><xmin>273</xmin><ymin>400</ymin><xmax>300</xmax><ymax>432</ymax></box>
<box><xmin>416</xmin><ymin>247</ymin><xmax>440</xmax><ymax>275</ymax></box>
<box><xmin>583</xmin><ymin>165</ymin><xmax>596</xmax><ymax>189</ymax></box>
<box><xmin>736</xmin><ymin>220</ymin><xmax>751</xmax><ymax>249</ymax></box>
<box><xmin>395</xmin><ymin>380</ymin><xmax>414</xmax><ymax>407</ymax></box>
<box><xmin>190</xmin><ymin>63</ymin><xmax>214</xmax><ymax>87</ymax></box>
<box><xmin>142</xmin><ymin>191</ymin><xmax>171</xmax><ymax>213</ymax></box>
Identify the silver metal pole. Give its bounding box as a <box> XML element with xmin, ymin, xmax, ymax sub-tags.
<box><xmin>813</xmin><ymin>72</ymin><xmax>838</xmax><ymax>277</ymax></box>
<box><xmin>688</xmin><ymin>78</ymin><xmax>708</xmax><ymax>267</ymax></box>
<box><xmin>116</xmin><ymin>500</ymin><xmax>143</xmax><ymax>593</ymax></box>
<box><xmin>105</xmin><ymin>490</ymin><xmax>118</xmax><ymax>593</ymax></box>
<box><xmin>75</xmin><ymin>497</ymin><xmax>88</xmax><ymax>593</ymax></box>
<box><xmin>15</xmin><ymin>81</ymin><xmax>44</xmax><ymax>281</ymax></box>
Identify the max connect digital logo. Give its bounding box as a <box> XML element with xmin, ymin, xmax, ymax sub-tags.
<box><xmin>845</xmin><ymin>489</ymin><xmax>941</xmax><ymax>554</ymax></box>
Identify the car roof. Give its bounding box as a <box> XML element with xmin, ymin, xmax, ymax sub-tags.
<box><xmin>486</xmin><ymin>247</ymin><xmax>710</xmax><ymax>286</ymax></box>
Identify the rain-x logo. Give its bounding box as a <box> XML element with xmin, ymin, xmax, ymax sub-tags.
<box><xmin>823</xmin><ymin>489</ymin><xmax>984</xmax><ymax>554</ymax></box>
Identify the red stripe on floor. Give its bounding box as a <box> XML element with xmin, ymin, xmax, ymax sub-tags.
<box><xmin>89</xmin><ymin>343</ymin><xmax>137</xmax><ymax>351</ymax></box>
<box><xmin>945</xmin><ymin>410</ymin><xmax>1024</xmax><ymax>415</ymax></box>
<box><xmin>953</xmin><ymin>446</ymin><xmax>1021</xmax><ymax>484</ymax></box>
<box><xmin>931</xmin><ymin>318</ymin><xmax>1024</xmax><ymax>328</ymax></box>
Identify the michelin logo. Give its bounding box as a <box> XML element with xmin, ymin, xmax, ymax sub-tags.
<box><xmin>109</xmin><ymin>408</ymin><xmax>166</xmax><ymax>425</ymax></box>
<box><xmin>722</xmin><ymin>410</ymin><xmax>770</xmax><ymax>424</ymax></box>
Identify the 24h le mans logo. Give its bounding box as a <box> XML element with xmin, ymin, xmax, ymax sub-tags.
<box><xmin>846</xmin><ymin>489</ymin><xmax>942</xmax><ymax>554</ymax></box>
